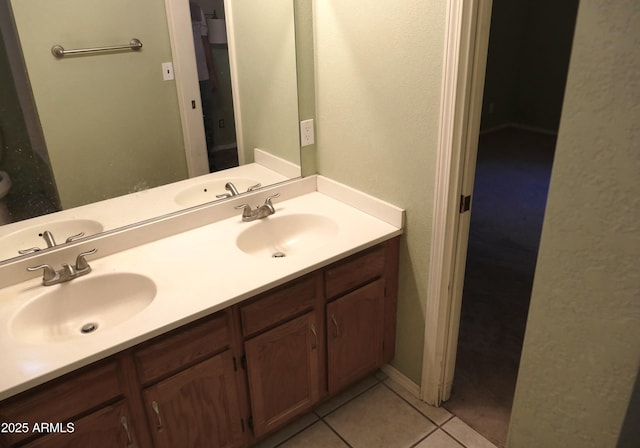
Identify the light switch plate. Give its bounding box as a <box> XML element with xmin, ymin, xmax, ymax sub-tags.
<box><xmin>162</xmin><ymin>62</ymin><xmax>174</xmax><ymax>81</ymax></box>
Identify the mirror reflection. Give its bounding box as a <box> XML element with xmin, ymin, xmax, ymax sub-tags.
<box><xmin>0</xmin><ymin>0</ymin><xmax>302</xmax><ymax>262</ymax></box>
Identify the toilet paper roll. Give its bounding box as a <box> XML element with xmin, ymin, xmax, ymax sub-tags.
<box><xmin>207</xmin><ymin>18</ymin><xmax>227</xmax><ymax>44</ymax></box>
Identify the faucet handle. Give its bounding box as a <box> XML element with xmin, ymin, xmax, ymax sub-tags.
<box><xmin>19</xmin><ymin>247</ymin><xmax>42</xmax><ymax>255</ymax></box>
<box><xmin>65</xmin><ymin>232</ymin><xmax>85</xmax><ymax>243</ymax></box>
<box><xmin>265</xmin><ymin>193</ymin><xmax>280</xmax><ymax>206</ymax></box>
<box><xmin>76</xmin><ymin>248</ymin><xmax>97</xmax><ymax>272</ymax></box>
<box><xmin>27</xmin><ymin>264</ymin><xmax>57</xmax><ymax>282</ymax></box>
<box><xmin>247</xmin><ymin>183</ymin><xmax>262</xmax><ymax>192</ymax></box>
<box><xmin>235</xmin><ymin>203</ymin><xmax>253</xmax><ymax>218</ymax></box>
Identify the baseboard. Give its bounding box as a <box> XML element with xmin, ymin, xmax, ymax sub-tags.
<box><xmin>480</xmin><ymin>122</ymin><xmax>558</xmax><ymax>136</ymax></box>
<box><xmin>380</xmin><ymin>364</ymin><xmax>421</xmax><ymax>399</ymax></box>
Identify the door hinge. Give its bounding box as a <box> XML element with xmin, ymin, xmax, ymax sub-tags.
<box><xmin>460</xmin><ymin>195</ymin><xmax>471</xmax><ymax>213</ymax></box>
<box><xmin>241</xmin><ymin>354</ymin><xmax>247</xmax><ymax>370</ymax></box>
<box><xmin>233</xmin><ymin>356</ymin><xmax>237</xmax><ymax>371</ymax></box>
<box><xmin>240</xmin><ymin>418</ymin><xmax>245</xmax><ymax>432</ymax></box>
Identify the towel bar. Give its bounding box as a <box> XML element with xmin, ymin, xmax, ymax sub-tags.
<box><xmin>51</xmin><ymin>38</ymin><xmax>143</xmax><ymax>58</ymax></box>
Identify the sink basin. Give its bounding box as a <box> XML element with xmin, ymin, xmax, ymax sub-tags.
<box><xmin>236</xmin><ymin>214</ymin><xmax>339</xmax><ymax>258</ymax></box>
<box><xmin>0</xmin><ymin>219</ymin><xmax>104</xmax><ymax>260</ymax></box>
<box><xmin>10</xmin><ymin>273</ymin><xmax>156</xmax><ymax>344</ymax></box>
<box><xmin>174</xmin><ymin>177</ymin><xmax>260</xmax><ymax>207</ymax></box>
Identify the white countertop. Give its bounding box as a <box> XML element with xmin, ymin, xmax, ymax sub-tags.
<box><xmin>0</xmin><ymin>176</ymin><xmax>403</xmax><ymax>400</ymax></box>
<box><xmin>0</xmin><ymin>162</ymin><xmax>289</xmax><ymax>262</ymax></box>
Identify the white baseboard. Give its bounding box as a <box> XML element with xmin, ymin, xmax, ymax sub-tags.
<box><xmin>380</xmin><ymin>364</ymin><xmax>421</xmax><ymax>399</ymax></box>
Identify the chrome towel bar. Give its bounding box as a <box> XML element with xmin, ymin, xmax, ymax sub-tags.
<box><xmin>51</xmin><ymin>38</ymin><xmax>143</xmax><ymax>58</ymax></box>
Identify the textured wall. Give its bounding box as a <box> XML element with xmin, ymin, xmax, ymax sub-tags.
<box><xmin>508</xmin><ymin>0</ymin><xmax>640</xmax><ymax>446</ymax></box>
<box><xmin>314</xmin><ymin>0</ymin><xmax>447</xmax><ymax>383</ymax></box>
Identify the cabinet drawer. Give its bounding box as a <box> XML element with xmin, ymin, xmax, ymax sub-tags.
<box><xmin>134</xmin><ymin>310</ymin><xmax>230</xmax><ymax>384</ymax></box>
<box><xmin>325</xmin><ymin>245</ymin><xmax>385</xmax><ymax>299</ymax></box>
<box><xmin>240</xmin><ymin>275</ymin><xmax>315</xmax><ymax>337</ymax></box>
<box><xmin>0</xmin><ymin>359</ymin><xmax>122</xmax><ymax>446</ymax></box>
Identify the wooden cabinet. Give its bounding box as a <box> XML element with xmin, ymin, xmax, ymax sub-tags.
<box><xmin>327</xmin><ymin>279</ymin><xmax>385</xmax><ymax>394</ymax></box>
<box><xmin>142</xmin><ymin>352</ymin><xmax>244</xmax><ymax>448</ymax></box>
<box><xmin>239</xmin><ymin>275</ymin><xmax>321</xmax><ymax>438</ymax></box>
<box><xmin>0</xmin><ymin>237</ymin><xmax>400</xmax><ymax>448</ymax></box>
<box><xmin>244</xmin><ymin>312</ymin><xmax>320</xmax><ymax>437</ymax></box>
<box><xmin>135</xmin><ymin>310</ymin><xmax>244</xmax><ymax>448</ymax></box>
<box><xmin>22</xmin><ymin>401</ymin><xmax>138</xmax><ymax>448</ymax></box>
<box><xmin>0</xmin><ymin>358</ymin><xmax>144</xmax><ymax>448</ymax></box>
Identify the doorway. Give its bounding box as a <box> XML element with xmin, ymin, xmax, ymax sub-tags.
<box><xmin>442</xmin><ymin>1</ymin><xmax>579</xmax><ymax>446</ymax></box>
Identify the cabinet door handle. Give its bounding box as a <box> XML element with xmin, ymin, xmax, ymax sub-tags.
<box><xmin>151</xmin><ymin>401</ymin><xmax>164</xmax><ymax>432</ymax></box>
<box><xmin>310</xmin><ymin>324</ymin><xmax>318</xmax><ymax>350</ymax></box>
<box><xmin>120</xmin><ymin>416</ymin><xmax>134</xmax><ymax>447</ymax></box>
<box><xmin>331</xmin><ymin>315</ymin><xmax>339</xmax><ymax>339</ymax></box>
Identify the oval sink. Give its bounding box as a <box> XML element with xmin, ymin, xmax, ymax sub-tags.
<box><xmin>0</xmin><ymin>219</ymin><xmax>104</xmax><ymax>260</ymax></box>
<box><xmin>174</xmin><ymin>177</ymin><xmax>260</xmax><ymax>207</ymax></box>
<box><xmin>10</xmin><ymin>273</ymin><xmax>156</xmax><ymax>344</ymax></box>
<box><xmin>236</xmin><ymin>214</ymin><xmax>339</xmax><ymax>258</ymax></box>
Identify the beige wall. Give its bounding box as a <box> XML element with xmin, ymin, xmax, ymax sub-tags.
<box><xmin>11</xmin><ymin>0</ymin><xmax>188</xmax><ymax>209</ymax></box>
<box><xmin>314</xmin><ymin>0</ymin><xmax>447</xmax><ymax>383</ymax></box>
<box><xmin>508</xmin><ymin>1</ymin><xmax>640</xmax><ymax>446</ymax></box>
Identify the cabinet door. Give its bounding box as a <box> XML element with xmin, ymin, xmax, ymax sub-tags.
<box><xmin>22</xmin><ymin>400</ymin><xmax>138</xmax><ymax>448</ymax></box>
<box><xmin>143</xmin><ymin>351</ymin><xmax>244</xmax><ymax>448</ymax></box>
<box><xmin>244</xmin><ymin>311</ymin><xmax>320</xmax><ymax>437</ymax></box>
<box><xmin>327</xmin><ymin>279</ymin><xmax>385</xmax><ymax>394</ymax></box>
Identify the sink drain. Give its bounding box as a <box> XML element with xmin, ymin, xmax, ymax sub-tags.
<box><xmin>272</xmin><ymin>251</ymin><xmax>286</xmax><ymax>258</ymax></box>
<box><xmin>80</xmin><ymin>322</ymin><xmax>98</xmax><ymax>334</ymax></box>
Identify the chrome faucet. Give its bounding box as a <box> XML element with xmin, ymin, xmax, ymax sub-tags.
<box><xmin>42</xmin><ymin>231</ymin><xmax>57</xmax><ymax>248</ymax></box>
<box><xmin>18</xmin><ymin>231</ymin><xmax>86</xmax><ymax>255</ymax></box>
<box><xmin>216</xmin><ymin>182</ymin><xmax>262</xmax><ymax>199</ymax></box>
<box><xmin>27</xmin><ymin>248</ymin><xmax>97</xmax><ymax>286</ymax></box>
<box><xmin>235</xmin><ymin>193</ymin><xmax>280</xmax><ymax>222</ymax></box>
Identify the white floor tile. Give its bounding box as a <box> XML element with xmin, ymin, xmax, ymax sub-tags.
<box><xmin>324</xmin><ymin>383</ymin><xmax>436</xmax><ymax>448</ymax></box>
<box><xmin>415</xmin><ymin>429</ymin><xmax>465</xmax><ymax>448</ymax></box>
<box><xmin>384</xmin><ymin>378</ymin><xmax>453</xmax><ymax>426</ymax></box>
<box><xmin>279</xmin><ymin>421</ymin><xmax>348</xmax><ymax>448</ymax></box>
<box><xmin>443</xmin><ymin>417</ymin><xmax>498</xmax><ymax>448</ymax></box>
<box><xmin>314</xmin><ymin>375</ymin><xmax>379</xmax><ymax>417</ymax></box>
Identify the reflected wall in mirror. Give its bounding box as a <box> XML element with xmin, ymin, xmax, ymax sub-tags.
<box><xmin>0</xmin><ymin>0</ymin><xmax>302</xmax><ymax>263</ymax></box>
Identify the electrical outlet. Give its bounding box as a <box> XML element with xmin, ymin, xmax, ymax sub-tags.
<box><xmin>300</xmin><ymin>119</ymin><xmax>314</xmax><ymax>147</ymax></box>
<box><xmin>162</xmin><ymin>62</ymin><xmax>174</xmax><ymax>81</ymax></box>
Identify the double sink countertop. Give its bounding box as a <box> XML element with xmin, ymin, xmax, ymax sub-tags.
<box><xmin>0</xmin><ymin>176</ymin><xmax>404</xmax><ymax>400</ymax></box>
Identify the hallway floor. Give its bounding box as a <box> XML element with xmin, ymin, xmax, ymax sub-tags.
<box><xmin>443</xmin><ymin>128</ymin><xmax>556</xmax><ymax>447</ymax></box>
<box><xmin>256</xmin><ymin>371</ymin><xmax>497</xmax><ymax>448</ymax></box>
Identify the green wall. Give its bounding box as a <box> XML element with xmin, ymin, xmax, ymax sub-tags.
<box><xmin>314</xmin><ymin>0</ymin><xmax>447</xmax><ymax>384</ymax></box>
<box><xmin>508</xmin><ymin>0</ymin><xmax>640</xmax><ymax>445</ymax></box>
<box><xmin>11</xmin><ymin>0</ymin><xmax>188</xmax><ymax>209</ymax></box>
<box><xmin>228</xmin><ymin>0</ymin><xmax>300</xmax><ymax>166</ymax></box>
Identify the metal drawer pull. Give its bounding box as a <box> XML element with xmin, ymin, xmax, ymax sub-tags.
<box><xmin>120</xmin><ymin>416</ymin><xmax>134</xmax><ymax>447</ymax></box>
<box><xmin>331</xmin><ymin>315</ymin><xmax>339</xmax><ymax>339</ymax></box>
<box><xmin>310</xmin><ymin>324</ymin><xmax>318</xmax><ymax>350</ymax></box>
<box><xmin>151</xmin><ymin>401</ymin><xmax>164</xmax><ymax>432</ymax></box>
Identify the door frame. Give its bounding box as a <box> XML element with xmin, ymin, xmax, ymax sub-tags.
<box><xmin>164</xmin><ymin>0</ymin><xmax>211</xmax><ymax>178</ymax></box>
<box><xmin>420</xmin><ymin>0</ymin><xmax>493</xmax><ymax>405</ymax></box>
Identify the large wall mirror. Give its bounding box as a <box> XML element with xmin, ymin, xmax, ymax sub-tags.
<box><xmin>0</xmin><ymin>0</ymin><xmax>306</xmax><ymax>263</ymax></box>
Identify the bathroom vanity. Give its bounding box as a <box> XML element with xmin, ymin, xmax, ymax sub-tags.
<box><xmin>0</xmin><ymin>176</ymin><xmax>403</xmax><ymax>447</ymax></box>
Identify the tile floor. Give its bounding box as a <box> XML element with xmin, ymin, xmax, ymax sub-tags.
<box><xmin>255</xmin><ymin>372</ymin><xmax>498</xmax><ymax>448</ymax></box>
